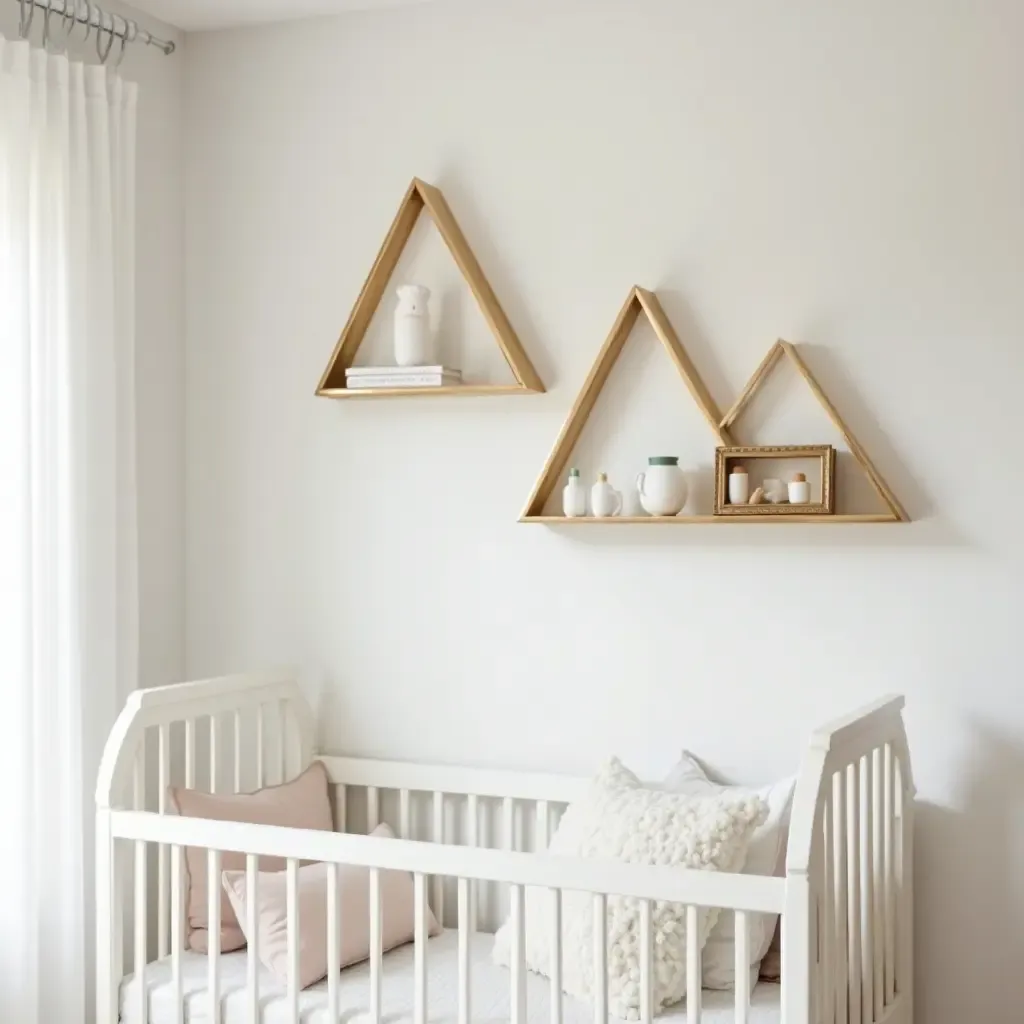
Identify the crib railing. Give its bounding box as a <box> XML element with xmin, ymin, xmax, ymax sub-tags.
<box><xmin>102</xmin><ymin>811</ymin><xmax>786</xmax><ymax>1024</ymax></box>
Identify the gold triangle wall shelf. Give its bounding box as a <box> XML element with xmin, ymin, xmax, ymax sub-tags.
<box><xmin>316</xmin><ymin>178</ymin><xmax>545</xmax><ymax>398</ymax></box>
<box><xmin>520</xmin><ymin>286</ymin><xmax>732</xmax><ymax>522</ymax></box>
<box><xmin>521</xmin><ymin>298</ymin><xmax>907</xmax><ymax>524</ymax></box>
<box><xmin>719</xmin><ymin>340</ymin><xmax>908</xmax><ymax>522</ymax></box>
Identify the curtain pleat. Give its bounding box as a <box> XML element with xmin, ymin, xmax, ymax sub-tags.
<box><xmin>0</xmin><ymin>36</ymin><xmax>138</xmax><ymax>1024</ymax></box>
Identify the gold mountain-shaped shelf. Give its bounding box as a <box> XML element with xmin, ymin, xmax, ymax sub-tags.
<box><xmin>521</xmin><ymin>291</ymin><xmax>907</xmax><ymax>524</ymax></box>
<box><xmin>317</xmin><ymin>178</ymin><xmax>544</xmax><ymax>398</ymax></box>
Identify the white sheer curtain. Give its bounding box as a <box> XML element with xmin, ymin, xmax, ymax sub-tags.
<box><xmin>0</xmin><ymin>36</ymin><xmax>138</xmax><ymax>1024</ymax></box>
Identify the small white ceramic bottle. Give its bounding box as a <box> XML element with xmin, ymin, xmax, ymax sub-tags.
<box><xmin>590</xmin><ymin>473</ymin><xmax>622</xmax><ymax>517</ymax></box>
<box><xmin>728</xmin><ymin>465</ymin><xmax>749</xmax><ymax>504</ymax></box>
<box><xmin>563</xmin><ymin>468</ymin><xmax>588</xmax><ymax>517</ymax></box>
<box><xmin>788</xmin><ymin>472</ymin><xmax>810</xmax><ymax>504</ymax></box>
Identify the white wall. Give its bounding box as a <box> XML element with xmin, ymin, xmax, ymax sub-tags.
<box><xmin>0</xmin><ymin>2</ymin><xmax>186</xmax><ymax>696</ymax></box>
<box><xmin>183</xmin><ymin>2</ymin><xmax>1024</xmax><ymax>1019</ymax></box>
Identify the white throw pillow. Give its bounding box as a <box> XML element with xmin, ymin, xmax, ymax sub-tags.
<box><xmin>493</xmin><ymin>758</ymin><xmax>767</xmax><ymax>1019</ymax></box>
<box><xmin>663</xmin><ymin>753</ymin><xmax>796</xmax><ymax>990</ymax></box>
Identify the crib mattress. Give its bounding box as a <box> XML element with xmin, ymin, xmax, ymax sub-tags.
<box><xmin>120</xmin><ymin>930</ymin><xmax>781</xmax><ymax>1024</ymax></box>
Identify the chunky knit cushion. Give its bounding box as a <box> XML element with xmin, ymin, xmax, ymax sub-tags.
<box><xmin>493</xmin><ymin>759</ymin><xmax>767</xmax><ymax>1019</ymax></box>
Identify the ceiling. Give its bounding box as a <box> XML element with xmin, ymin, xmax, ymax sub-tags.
<box><xmin>128</xmin><ymin>0</ymin><xmax>433</xmax><ymax>32</ymax></box>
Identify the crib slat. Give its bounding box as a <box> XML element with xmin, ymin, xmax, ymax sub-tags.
<box><xmin>134</xmin><ymin>837</ymin><xmax>148</xmax><ymax>1024</ymax></box>
<box><xmin>278</xmin><ymin>698</ymin><xmax>289</xmax><ymax>783</ymax></box>
<box><xmin>158</xmin><ymin>723</ymin><xmax>170</xmax><ymax>959</ymax></box>
<box><xmin>335</xmin><ymin>783</ymin><xmax>348</xmax><ymax>833</ymax></box>
<box><xmin>551</xmin><ymin>889</ymin><xmax>563</xmax><ymax>1024</ymax></box>
<box><xmin>415</xmin><ymin>872</ymin><xmax>428</xmax><ymax>1024</ymax></box>
<box><xmin>246</xmin><ymin>855</ymin><xmax>260</xmax><ymax>1024</ymax></box>
<box><xmin>207</xmin><ymin>849</ymin><xmax>222</xmax><ymax>1024</ymax></box>
<box><xmin>734</xmin><ymin>910</ymin><xmax>750</xmax><ymax>1024</ymax></box>
<box><xmin>593</xmin><ymin>894</ymin><xmax>607</xmax><ymax>1024</ymax></box>
<box><xmin>368</xmin><ymin>786</ymin><xmax>380</xmax><ymax>831</ymax></box>
<box><xmin>210</xmin><ymin>713</ymin><xmax>220</xmax><ymax>794</ymax></box>
<box><xmin>861</xmin><ymin>755</ymin><xmax>874</xmax><ymax>1024</ymax></box>
<box><xmin>687</xmin><ymin>904</ymin><xmax>701</xmax><ymax>1024</ymax></box>
<box><xmin>847</xmin><ymin>761</ymin><xmax>862</xmax><ymax>1024</ymax></box>
<box><xmin>639</xmin><ymin>898</ymin><xmax>653</xmax><ymax>1024</ymax></box>
<box><xmin>287</xmin><ymin>858</ymin><xmax>300</xmax><ymax>1023</ymax></box>
<box><xmin>185</xmin><ymin>717</ymin><xmax>196</xmax><ymax>789</ymax></box>
<box><xmin>894</xmin><ymin>757</ymin><xmax>911</xmax><ymax>1003</ymax></box>
<box><xmin>536</xmin><ymin>799</ymin><xmax>550</xmax><ymax>849</ymax></box>
<box><xmin>822</xmin><ymin>798</ymin><xmax>834</xmax><ymax>1024</ymax></box>
<box><xmin>370</xmin><ymin>867</ymin><xmax>382</xmax><ymax>1024</ymax></box>
<box><xmin>834</xmin><ymin>770</ymin><xmax>849</xmax><ymax>1024</ymax></box>
<box><xmin>883</xmin><ymin>744</ymin><xmax>896</xmax><ymax>1006</ymax></box>
<box><xmin>328</xmin><ymin>862</ymin><xmax>341</xmax><ymax>1022</ymax></box>
<box><xmin>467</xmin><ymin>794</ymin><xmax>479</xmax><ymax>932</ymax></box>
<box><xmin>872</xmin><ymin>748</ymin><xmax>884</xmax><ymax>1020</ymax></box>
<box><xmin>400</xmin><ymin>788</ymin><xmax>411</xmax><ymax>839</ymax></box>
<box><xmin>503</xmin><ymin>796</ymin><xmax>515</xmax><ymax>922</ymax></box>
<box><xmin>458</xmin><ymin>877</ymin><xmax>471</xmax><ymax>1024</ymax></box>
<box><xmin>503</xmin><ymin>796</ymin><xmax>514</xmax><ymax>849</ymax></box>
<box><xmin>256</xmin><ymin>704</ymin><xmax>265</xmax><ymax>788</ymax></box>
<box><xmin>433</xmin><ymin>790</ymin><xmax>445</xmax><ymax>923</ymax></box>
<box><xmin>510</xmin><ymin>883</ymin><xmax>527</xmax><ymax>1024</ymax></box>
<box><xmin>233</xmin><ymin>710</ymin><xmax>243</xmax><ymax>793</ymax></box>
<box><xmin>171</xmin><ymin>844</ymin><xmax>184</xmax><ymax>1024</ymax></box>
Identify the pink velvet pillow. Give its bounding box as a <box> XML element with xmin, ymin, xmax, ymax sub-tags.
<box><xmin>168</xmin><ymin>761</ymin><xmax>334</xmax><ymax>952</ymax></box>
<box><xmin>222</xmin><ymin>824</ymin><xmax>442</xmax><ymax>989</ymax></box>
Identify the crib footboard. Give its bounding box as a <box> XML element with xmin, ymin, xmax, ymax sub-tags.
<box><xmin>782</xmin><ymin>695</ymin><xmax>915</xmax><ymax>1024</ymax></box>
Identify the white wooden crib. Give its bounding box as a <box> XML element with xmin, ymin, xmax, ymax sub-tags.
<box><xmin>95</xmin><ymin>673</ymin><xmax>914</xmax><ymax>1024</ymax></box>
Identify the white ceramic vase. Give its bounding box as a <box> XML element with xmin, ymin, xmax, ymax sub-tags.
<box><xmin>636</xmin><ymin>457</ymin><xmax>688</xmax><ymax>516</ymax></box>
<box><xmin>590</xmin><ymin>474</ymin><xmax>622</xmax><ymax>517</ymax></box>
<box><xmin>394</xmin><ymin>284</ymin><xmax>432</xmax><ymax>366</ymax></box>
<box><xmin>563</xmin><ymin>469</ymin><xmax>587</xmax><ymax>517</ymax></box>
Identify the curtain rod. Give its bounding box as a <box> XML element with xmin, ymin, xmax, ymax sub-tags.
<box><xmin>15</xmin><ymin>0</ymin><xmax>175</xmax><ymax>57</ymax></box>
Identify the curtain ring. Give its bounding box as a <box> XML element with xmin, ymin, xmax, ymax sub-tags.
<box><xmin>41</xmin><ymin>0</ymin><xmax>57</xmax><ymax>51</ymax></box>
<box><xmin>58</xmin><ymin>0</ymin><xmax>79</xmax><ymax>45</ymax></box>
<box><xmin>18</xmin><ymin>0</ymin><xmax>36</xmax><ymax>39</ymax></box>
<box><xmin>96</xmin><ymin>8</ymin><xmax>116</xmax><ymax>64</ymax></box>
<box><xmin>113</xmin><ymin>16</ymin><xmax>134</xmax><ymax>70</ymax></box>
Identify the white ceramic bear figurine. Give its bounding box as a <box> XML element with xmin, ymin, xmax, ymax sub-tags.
<box><xmin>394</xmin><ymin>284</ymin><xmax>432</xmax><ymax>366</ymax></box>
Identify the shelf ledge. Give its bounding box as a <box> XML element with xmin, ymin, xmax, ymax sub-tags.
<box><xmin>318</xmin><ymin>384</ymin><xmax>539</xmax><ymax>399</ymax></box>
<box><xmin>520</xmin><ymin>514</ymin><xmax>902</xmax><ymax>525</ymax></box>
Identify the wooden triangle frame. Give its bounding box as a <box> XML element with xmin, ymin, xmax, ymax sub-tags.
<box><xmin>317</xmin><ymin>178</ymin><xmax>545</xmax><ymax>398</ymax></box>
<box><xmin>520</xmin><ymin>287</ymin><xmax>732</xmax><ymax>519</ymax></box>
<box><xmin>720</xmin><ymin>340</ymin><xmax>908</xmax><ymax>521</ymax></box>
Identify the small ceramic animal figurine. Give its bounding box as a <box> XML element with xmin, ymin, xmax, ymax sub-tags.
<box><xmin>763</xmin><ymin>478</ymin><xmax>787</xmax><ymax>504</ymax></box>
<box><xmin>748</xmin><ymin>486</ymin><xmax>765</xmax><ymax>505</ymax></box>
<box><xmin>563</xmin><ymin>468</ymin><xmax>588</xmax><ymax>517</ymax></box>
<box><xmin>788</xmin><ymin>472</ymin><xmax>810</xmax><ymax>504</ymax></box>
<box><xmin>636</xmin><ymin>457</ymin><xmax>688</xmax><ymax>516</ymax></box>
<box><xmin>728</xmin><ymin>465</ymin><xmax>749</xmax><ymax>504</ymax></box>
<box><xmin>590</xmin><ymin>473</ymin><xmax>622</xmax><ymax>517</ymax></box>
<box><xmin>394</xmin><ymin>284</ymin><xmax>432</xmax><ymax>366</ymax></box>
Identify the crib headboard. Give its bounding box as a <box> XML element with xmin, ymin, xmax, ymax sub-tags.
<box><xmin>96</xmin><ymin>671</ymin><xmax>315</xmax><ymax>811</ymax></box>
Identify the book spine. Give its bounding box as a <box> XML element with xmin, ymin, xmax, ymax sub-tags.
<box><xmin>347</xmin><ymin>375</ymin><xmax>460</xmax><ymax>389</ymax></box>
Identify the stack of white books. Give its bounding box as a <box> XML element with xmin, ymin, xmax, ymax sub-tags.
<box><xmin>345</xmin><ymin>365</ymin><xmax>463</xmax><ymax>389</ymax></box>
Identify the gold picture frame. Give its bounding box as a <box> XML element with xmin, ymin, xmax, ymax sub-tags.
<box><xmin>715</xmin><ymin>445</ymin><xmax>835</xmax><ymax>516</ymax></box>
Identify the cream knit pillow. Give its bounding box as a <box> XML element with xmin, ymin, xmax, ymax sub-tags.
<box><xmin>493</xmin><ymin>759</ymin><xmax>767</xmax><ymax>1019</ymax></box>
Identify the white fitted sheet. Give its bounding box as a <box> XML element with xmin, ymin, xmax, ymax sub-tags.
<box><xmin>120</xmin><ymin>930</ymin><xmax>781</xmax><ymax>1024</ymax></box>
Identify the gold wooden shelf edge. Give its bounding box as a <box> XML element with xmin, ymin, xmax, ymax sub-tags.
<box><xmin>521</xmin><ymin>514</ymin><xmax>901</xmax><ymax>525</ymax></box>
<box><xmin>519</xmin><ymin>304</ymin><xmax>908</xmax><ymax>523</ymax></box>
<box><xmin>316</xmin><ymin>177</ymin><xmax>545</xmax><ymax>398</ymax></box>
